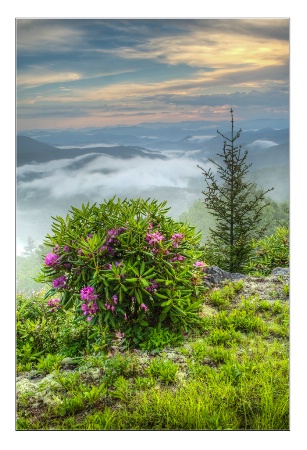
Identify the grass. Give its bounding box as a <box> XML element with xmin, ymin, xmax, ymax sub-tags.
<box><xmin>16</xmin><ymin>278</ymin><xmax>289</xmax><ymax>431</ymax></box>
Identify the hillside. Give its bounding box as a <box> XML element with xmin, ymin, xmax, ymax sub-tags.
<box><xmin>17</xmin><ymin>136</ymin><xmax>166</xmax><ymax>167</ymax></box>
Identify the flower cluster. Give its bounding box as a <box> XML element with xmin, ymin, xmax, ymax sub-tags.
<box><xmin>45</xmin><ymin>252</ymin><xmax>59</xmax><ymax>267</ymax></box>
<box><xmin>145</xmin><ymin>279</ymin><xmax>159</xmax><ymax>293</ymax></box>
<box><xmin>105</xmin><ymin>294</ymin><xmax>118</xmax><ymax>313</ymax></box>
<box><xmin>52</xmin><ymin>275</ymin><xmax>67</xmax><ymax>289</ymax></box>
<box><xmin>97</xmin><ymin>227</ymin><xmax>127</xmax><ymax>257</ymax></box>
<box><xmin>80</xmin><ymin>286</ymin><xmax>99</xmax><ymax>321</ymax></box>
<box><xmin>171</xmin><ymin>233</ymin><xmax>185</xmax><ymax>248</ymax></box>
<box><xmin>47</xmin><ymin>298</ymin><xmax>61</xmax><ymax>312</ymax></box>
<box><xmin>145</xmin><ymin>231</ymin><xmax>165</xmax><ymax>245</ymax></box>
<box><xmin>171</xmin><ymin>254</ymin><xmax>186</xmax><ymax>262</ymax></box>
<box><xmin>193</xmin><ymin>261</ymin><xmax>206</xmax><ymax>268</ymax></box>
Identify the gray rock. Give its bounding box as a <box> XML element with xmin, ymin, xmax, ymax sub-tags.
<box><xmin>271</xmin><ymin>267</ymin><xmax>289</xmax><ymax>276</ymax></box>
<box><xmin>204</xmin><ymin>266</ymin><xmax>247</xmax><ymax>285</ymax></box>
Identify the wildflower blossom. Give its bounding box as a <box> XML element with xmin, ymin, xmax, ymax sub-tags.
<box><xmin>47</xmin><ymin>298</ymin><xmax>61</xmax><ymax>312</ymax></box>
<box><xmin>145</xmin><ymin>279</ymin><xmax>159</xmax><ymax>293</ymax></box>
<box><xmin>112</xmin><ymin>294</ymin><xmax>118</xmax><ymax>304</ymax></box>
<box><xmin>80</xmin><ymin>286</ymin><xmax>98</xmax><ymax>302</ymax></box>
<box><xmin>81</xmin><ymin>301</ymin><xmax>99</xmax><ymax>318</ymax></box>
<box><xmin>141</xmin><ymin>303</ymin><xmax>149</xmax><ymax>312</ymax></box>
<box><xmin>145</xmin><ymin>231</ymin><xmax>165</xmax><ymax>245</ymax></box>
<box><xmin>52</xmin><ymin>275</ymin><xmax>67</xmax><ymax>289</ymax></box>
<box><xmin>171</xmin><ymin>233</ymin><xmax>185</xmax><ymax>247</ymax></box>
<box><xmin>171</xmin><ymin>254</ymin><xmax>186</xmax><ymax>262</ymax></box>
<box><xmin>193</xmin><ymin>261</ymin><xmax>206</xmax><ymax>268</ymax></box>
<box><xmin>45</xmin><ymin>252</ymin><xmax>59</xmax><ymax>267</ymax></box>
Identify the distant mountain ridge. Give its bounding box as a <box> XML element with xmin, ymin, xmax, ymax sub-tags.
<box><xmin>17</xmin><ymin>136</ymin><xmax>166</xmax><ymax>167</ymax></box>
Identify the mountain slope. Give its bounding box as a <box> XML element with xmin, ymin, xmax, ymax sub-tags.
<box><xmin>17</xmin><ymin>136</ymin><xmax>166</xmax><ymax>167</ymax></box>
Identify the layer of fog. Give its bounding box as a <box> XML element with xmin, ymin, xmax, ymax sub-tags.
<box><xmin>246</xmin><ymin>140</ymin><xmax>278</xmax><ymax>151</ymax></box>
<box><xmin>16</xmin><ymin>154</ymin><xmax>211</xmax><ymax>254</ymax></box>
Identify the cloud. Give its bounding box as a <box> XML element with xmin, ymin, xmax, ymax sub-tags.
<box><xmin>16</xmin><ymin>153</ymin><xmax>212</xmax><ymax>249</ymax></box>
<box><xmin>16</xmin><ymin>19</ymin><xmax>289</xmax><ymax>129</ymax></box>
<box><xmin>103</xmin><ymin>23</ymin><xmax>288</xmax><ymax>70</ymax></box>
<box><xmin>17</xmin><ymin>154</ymin><xmax>209</xmax><ymax>199</ymax></box>
<box><xmin>16</xmin><ymin>19</ymin><xmax>86</xmax><ymax>52</ymax></box>
<box><xmin>246</xmin><ymin>140</ymin><xmax>278</xmax><ymax>151</ymax></box>
<box><xmin>17</xmin><ymin>70</ymin><xmax>81</xmax><ymax>88</ymax></box>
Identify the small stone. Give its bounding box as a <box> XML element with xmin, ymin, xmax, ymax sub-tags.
<box><xmin>271</xmin><ymin>267</ymin><xmax>289</xmax><ymax>276</ymax></box>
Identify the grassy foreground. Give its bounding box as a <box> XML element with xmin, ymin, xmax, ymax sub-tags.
<box><xmin>16</xmin><ymin>276</ymin><xmax>289</xmax><ymax>430</ymax></box>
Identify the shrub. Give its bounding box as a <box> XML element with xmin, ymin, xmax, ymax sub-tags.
<box><xmin>36</xmin><ymin>198</ymin><xmax>207</xmax><ymax>345</ymax></box>
<box><xmin>244</xmin><ymin>227</ymin><xmax>289</xmax><ymax>275</ymax></box>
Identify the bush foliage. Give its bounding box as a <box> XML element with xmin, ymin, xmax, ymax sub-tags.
<box><xmin>36</xmin><ymin>198</ymin><xmax>207</xmax><ymax>344</ymax></box>
<box><xmin>244</xmin><ymin>227</ymin><xmax>289</xmax><ymax>275</ymax></box>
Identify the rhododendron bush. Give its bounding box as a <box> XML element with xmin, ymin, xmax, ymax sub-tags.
<box><xmin>37</xmin><ymin>198</ymin><xmax>207</xmax><ymax>343</ymax></box>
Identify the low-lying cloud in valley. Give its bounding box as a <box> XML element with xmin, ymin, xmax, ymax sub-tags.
<box><xmin>16</xmin><ymin>153</ymin><xmax>210</xmax><ymax>254</ymax></box>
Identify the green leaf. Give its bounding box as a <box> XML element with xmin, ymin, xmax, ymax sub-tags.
<box><xmin>44</xmin><ymin>288</ymin><xmax>57</xmax><ymax>299</ymax></box>
<box><xmin>154</xmin><ymin>292</ymin><xmax>168</xmax><ymax>299</ymax></box>
<box><xmin>161</xmin><ymin>299</ymin><xmax>172</xmax><ymax>306</ymax></box>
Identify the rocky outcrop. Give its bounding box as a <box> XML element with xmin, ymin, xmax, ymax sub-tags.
<box><xmin>204</xmin><ymin>266</ymin><xmax>247</xmax><ymax>286</ymax></box>
<box><xmin>204</xmin><ymin>265</ymin><xmax>289</xmax><ymax>287</ymax></box>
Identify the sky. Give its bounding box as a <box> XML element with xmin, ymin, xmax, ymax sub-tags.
<box><xmin>16</xmin><ymin>18</ymin><xmax>289</xmax><ymax>131</ymax></box>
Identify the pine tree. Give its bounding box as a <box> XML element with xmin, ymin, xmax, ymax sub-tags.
<box><xmin>198</xmin><ymin>108</ymin><xmax>274</xmax><ymax>272</ymax></box>
<box><xmin>22</xmin><ymin>236</ymin><xmax>37</xmax><ymax>256</ymax></box>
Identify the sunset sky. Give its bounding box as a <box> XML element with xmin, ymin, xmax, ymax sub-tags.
<box><xmin>16</xmin><ymin>18</ymin><xmax>289</xmax><ymax>130</ymax></box>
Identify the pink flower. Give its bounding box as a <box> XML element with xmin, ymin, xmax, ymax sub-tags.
<box><xmin>193</xmin><ymin>261</ymin><xmax>206</xmax><ymax>268</ymax></box>
<box><xmin>80</xmin><ymin>286</ymin><xmax>98</xmax><ymax>302</ymax></box>
<box><xmin>52</xmin><ymin>275</ymin><xmax>67</xmax><ymax>289</ymax></box>
<box><xmin>47</xmin><ymin>298</ymin><xmax>61</xmax><ymax>312</ymax></box>
<box><xmin>171</xmin><ymin>254</ymin><xmax>186</xmax><ymax>262</ymax></box>
<box><xmin>80</xmin><ymin>286</ymin><xmax>99</xmax><ymax>319</ymax></box>
<box><xmin>45</xmin><ymin>252</ymin><xmax>59</xmax><ymax>267</ymax></box>
<box><xmin>171</xmin><ymin>233</ymin><xmax>184</xmax><ymax>247</ymax></box>
<box><xmin>145</xmin><ymin>231</ymin><xmax>165</xmax><ymax>246</ymax></box>
<box><xmin>141</xmin><ymin>303</ymin><xmax>149</xmax><ymax>312</ymax></box>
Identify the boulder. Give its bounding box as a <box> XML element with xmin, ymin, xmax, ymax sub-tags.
<box><xmin>271</xmin><ymin>267</ymin><xmax>289</xmax><ymax>276</ymax></box>
<box><xmin>204</xmin><ymin>265</ymin><xmax>247</xmax><ymax>285</ymax></box>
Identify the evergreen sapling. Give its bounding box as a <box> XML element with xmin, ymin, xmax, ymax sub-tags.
<box><xmin>198</xmin><ymin>108</ymin><xmax>274</xmax><ymax>272</ymax></box>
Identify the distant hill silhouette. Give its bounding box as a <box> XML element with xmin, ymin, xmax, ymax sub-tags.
<box><xmin>17</xmin><ymin>136</ymin><xmax>166</xmax><ymax>166</ymax></box>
